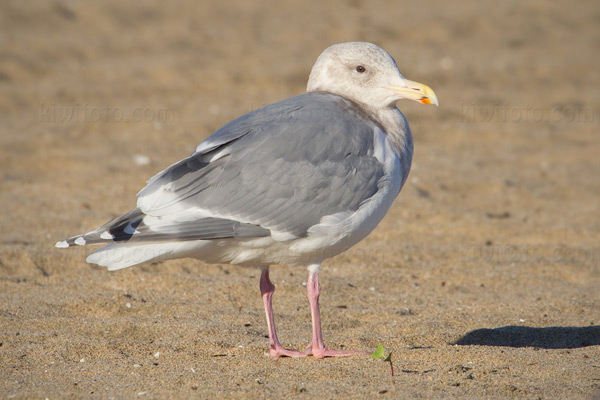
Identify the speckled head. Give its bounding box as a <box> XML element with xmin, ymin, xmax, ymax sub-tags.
<box><xmin>307</xmin><ymin>42</ymin><xmax>438</xmax><ymax>110</ymax></box>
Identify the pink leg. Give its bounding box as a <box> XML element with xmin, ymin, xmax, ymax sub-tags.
<box><xmin>260</xmin><ymin>267</ymin><xmax>305</xmax><ymax>358</ymax></box>
<box><xmin>305</xmin><ymin>267</ymin><xmax>367</xmax><ymax>358</ymax></box>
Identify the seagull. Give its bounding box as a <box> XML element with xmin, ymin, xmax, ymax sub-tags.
<box><xmin>56</xmin><ymin>42</ymin><xmax>438</xmax><ymax>358</ymax></box>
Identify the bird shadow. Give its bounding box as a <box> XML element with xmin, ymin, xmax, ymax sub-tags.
<box><xmin>453</xmin><ymin>325</ymin><xmax>600</xmax><ymax>349</ymax></box>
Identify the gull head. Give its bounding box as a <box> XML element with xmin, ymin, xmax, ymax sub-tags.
<box><xmin>307</xmin><ymin>42</ymin><xmax>438</xmax><ymax>110</ymax></box>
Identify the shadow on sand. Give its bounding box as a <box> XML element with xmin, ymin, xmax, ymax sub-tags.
<box><xmin>454</xmin><ymin>325</ymin><xmax>600</xmax><ymax>349</ymax></box>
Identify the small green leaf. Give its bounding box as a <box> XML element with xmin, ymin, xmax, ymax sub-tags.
<box><xmin>370</xmin><ymin>344</ymin><xmax>385</xmax><ymax>359</ymax></box>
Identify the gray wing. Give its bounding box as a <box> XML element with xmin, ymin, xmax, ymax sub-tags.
<box><xmin>57</xmin><ymin>92</ymin><xmax>386</xmax><ymax>248</ymax></box>
<box><xmin>135</xmin><ymin>92</ymin><xmax>385</xmax><ymax>241</ymax></box>
<box><xmin>50</xmin><ymin>91</ymin><xmax>384</xmax><ymax>249</ymax></box>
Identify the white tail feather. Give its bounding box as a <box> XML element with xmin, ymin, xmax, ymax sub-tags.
<box><xmin>86</xmin><ymin>242</ymin><xmax>198</xmax><ymax>271</ymax></box>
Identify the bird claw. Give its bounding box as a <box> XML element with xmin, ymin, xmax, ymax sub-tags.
<box><xmin>268</xmin><ymin>346</ymin><xmax>306</xmax><ymax>358</ymax></box>
<box><xmin>304</xmin><ymin>344</ymin><xmax>368</xmax><ymax>359</ymax></box>
<box><xmin>267</xmin><ymin>344</ymin><xmax>367</xmax><ymax>358</ymax></box>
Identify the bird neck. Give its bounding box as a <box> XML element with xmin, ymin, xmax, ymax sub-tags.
<box><xmin>366</xmin><ymin>106</ymin><xmax>414</xmax><ymax>187</ymax></box>
<box><xmin>367</xmin><ymin>105</ymin><xmax>414</xmax><ymax>159</ymax></box>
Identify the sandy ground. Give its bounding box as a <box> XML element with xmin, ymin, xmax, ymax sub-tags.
<box><xmin>1</xmin><ymin>0</ymin><xmax>599</xmax><ymax>398</ymax></box>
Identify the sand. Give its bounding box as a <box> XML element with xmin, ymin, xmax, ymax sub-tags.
<box><xmin>1</xmin><ymin>0</ymin><xmax>599</xmax><ymax>398</ymax></box>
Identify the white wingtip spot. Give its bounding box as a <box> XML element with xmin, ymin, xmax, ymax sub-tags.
<box><xmin>55</xmin><ymin>240</ymin><xmax>69</xmax><ymax>248</ymax></box>
<box><xmin>100</xmin><ymin>231</ymin><xmax>114</xmax><ymax>240</ymax></box>
<box><xmin>74</xmin><ymin>237</ymin><xmax>86</xmax><ymax>246</ymax></box>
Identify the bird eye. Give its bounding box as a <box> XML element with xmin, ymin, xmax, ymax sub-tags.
<box><xmin>355</xmin><ymin>65</ymin><xmax>366</xmax><ymax>73</ymax></box>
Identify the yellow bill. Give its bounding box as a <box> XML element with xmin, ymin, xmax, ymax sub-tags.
<box><xmin>386</xmin><ymin>79</ymin><xmax>439</xmax><ymax>106</ymax></box>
